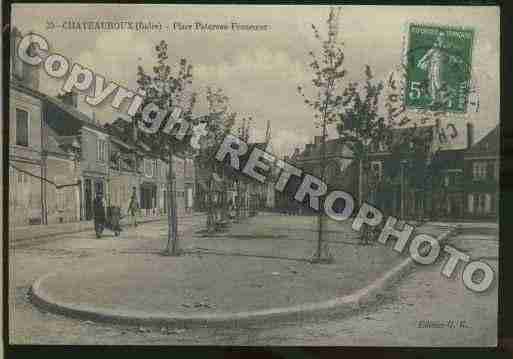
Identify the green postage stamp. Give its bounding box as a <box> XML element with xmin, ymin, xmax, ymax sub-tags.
<box><xmin>405</xmin><ymin>23</ymin><xmax>475</xmax><ymax>113</ymax></box>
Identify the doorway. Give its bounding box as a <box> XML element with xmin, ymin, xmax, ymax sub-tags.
<box><xmin>84</xmin><ymin>179</ymin><xmax>92</xmax><ymax>220</ymax></box>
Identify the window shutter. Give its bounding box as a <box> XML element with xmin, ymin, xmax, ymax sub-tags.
<box><xmin>468</xmin><ymin>193</ymin><xmax>474</xmax><ymax>213</ymax></box>
<box><xmin>485</xmin><ymin>193</ymin><xmax>491</xmax><ymax>213</ymax></box>
<box><xmin>16</xmin><ymin>108</ymin><xmax>29</xmax><ymax>146</ymax></box>
<box><xmin>487</xmin><ymin>163</ymin><xmax>494</xmax><ymax>180</ymax></box>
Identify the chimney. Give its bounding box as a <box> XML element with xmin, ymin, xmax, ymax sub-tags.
<box><xmin>11</xmin><ymin>28</ymin><xmax>40</xmax><ymax>91</ymax></box>
<box><xmin>58</xmin><ymin>91</ymin><xmax>78</xmax><ymax>108</ymax></box>
<box><xmin>10</xmin><ymin>27</ymin><xmax>22</xmax><ymax>80</ymax></box>
<box><xmin>467</xmin><ymin>122</ymin><xmax>474</xmax><ymax>150</ymax></box>
<box><xmin>23</xmin><ymin>35</ymin><xmax>40</xmax><ymax>90</ymax></box>
<box><xmin>314</xmin><ymin>135</ymin><xmax>324</xmax><ymax>145</ymax></box>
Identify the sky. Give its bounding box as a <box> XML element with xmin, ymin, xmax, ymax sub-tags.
<box><xmin>12</xmin><ymin>4</ymin><xmax>500</xmax><ymax>156</ymax></box>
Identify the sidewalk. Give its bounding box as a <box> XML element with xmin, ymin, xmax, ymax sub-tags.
<box><xmin>9</xmin><ymin>213</ymin><xmax>203</xmax><ymax>244</ymax></box>
<box><xmin>28</xmin><ymin>215</ymin><xmax>458</xmax><ymax>328</ymax></box>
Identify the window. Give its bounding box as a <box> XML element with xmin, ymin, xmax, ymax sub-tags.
<box><xmin>56</xmin><ymin>189</ymin><xmax>65</xmax><ymax>211</ymax></box>
<box><xmin>487</xmin><ymin>162</ymin><xmax>495</xmax><ymax>180</ymax></box>
<box><xmin>470</xmin><ymin>193</ymin><xmax>491</xmax><ymax>214</ymax></box>
<box><xmin>97</xmin><ymin>139</ymin><xmax>108</xmax><ymax>162</ymax></box>
<box><xmin>144</xmin><ymin>159</ymin><xmax>154</xmax><ymax>177</ymax></box>
<box><xmin>379</xmin><ymin>142</ymin><xmax>388</xmax><ymax>152</ymax></box>
<box><xmin>154</xmin><ymin>160</ymin><xmax>159</xmax><ymax>178</ymax></box>
<box><xmin>472</xmin><ymin>162</ymin><xmax>487</xmax><ymax>180</ymax></box>
<box><xmin>453</xmin><ymin>172</ymin><xmax>462</xmax><ymax>186</ymax></box>
<box><xmin>186</xmin><ymin>187</ymin><xmax>194</xmax><ymax>208</ymax></box>
<box><xmin>326</xmin><ymin>163</ymin><xmax>338</xmax><ymax>182</ymax></box>
<box><xmin>444</xmin><ymin>175</ymin><xmax>450</xmax><ymax>187</ymax></box>
<box><xmin>371</xmin><ymin>161</ymin><xmax>383</xmax><ymax>182</ymax></box>
<box><xmin>16</xmin><ymin>108</ymin><xmax>29</xmax><ymax>146</ymax></box>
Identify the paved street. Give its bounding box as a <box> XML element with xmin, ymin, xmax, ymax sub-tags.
<box><xmin>247</xmin><ymin>225</ymin><xmax>499</xmax><ymax>346</ymax></box>
<box><xmin>9</xmin><ymin>214</ymin><xmax>497</xmax><ymax>345</ymax></box>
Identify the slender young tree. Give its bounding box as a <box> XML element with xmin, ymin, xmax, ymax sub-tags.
<box><xmin>196</xmin><ymin>87</ymin><xmax>236</xmax><ymax>232</ymax></box>
<box><xmin>298</xmin><ymin>7</ymin><xmax>346</xmax><ymax>262</ymax></box>
<box><xmin>337</xmin><ymin>65</ymin><xmax>437</xmax><ymax>242</ymax></box>
<box><xmin>135</xmin><ymin>40</ymin><xmax>196</xmax><ymax>255</ymax></box>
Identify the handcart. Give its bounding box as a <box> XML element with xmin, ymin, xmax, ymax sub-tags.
<box><xmin>96</xmin><ymin>206</ymin><xmax>123</xmax><ymax>238</ymax></box>
<box><xmin>106</xmin><ymin>206</ymin><xmax>123</xmax><ymax>236</ymax></box>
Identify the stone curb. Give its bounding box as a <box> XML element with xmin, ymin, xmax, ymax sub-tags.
<box><xmin>30</xmin><ymin>224</ymin><xmax>459</xmax><ymax>328</ymax></box>
<box><xmin>11</xmin><ymin>216</ymin><xmax>193</xmax><ymax>246</ymax></box>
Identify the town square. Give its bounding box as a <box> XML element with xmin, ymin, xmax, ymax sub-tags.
<box><xmin>7</xmin><ymin>4</ymin><xmax>499</xmax><ymax>347</ymax></box>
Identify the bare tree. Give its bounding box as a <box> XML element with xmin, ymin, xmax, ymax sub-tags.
<box><xmin>135</xmin><ymin>40</ymin><xmax>196</xmax><ymax>255</ymax></box>
<box><xmin>196</xmin><ymin>87</ymin><xmax>236</xmax><ymax>233</ymax></box>
<box><xmin>298</xmin><ymin>7</ymin><xmax>346</xmax><ymax>262</ymax></box>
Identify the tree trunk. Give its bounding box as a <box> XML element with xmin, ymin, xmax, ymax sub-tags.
<box><xmin>358</xmin><ymin>158</ymin><xmax>364</xmax><ymax>207</ymax></box>
<box><xmin>315</xmin><ymin>117</ymin><xmax>328</xmax><ymax>262</ymax></box>
<box><xmin>220</xmin><ymin>167</ymin><xmax>229</xmax><ymax>223</ymax></box>
<box><xmin>400</xmin><ymin>161</ymin><xmax>406</xmax><ymax>220</ymax></box>
<box><xmin>207</xmin><ymin>177</ymin><xmax>215</xmax><ymax>232</ymax></box>
<box><xmin>165</xmin><ymin>149</ymin><xmax>179</xmax><ymax>255</ymax></box>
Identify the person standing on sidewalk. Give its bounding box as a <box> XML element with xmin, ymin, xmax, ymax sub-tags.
<box><xmin>93</xmin><ymin>191</ymin><xmax>106</xmax><ymax>238</ymax></box>
<box><xmin>128</xmin><ymin>186</ymin><xmax>139</xmax><ymax>227</ymax></box>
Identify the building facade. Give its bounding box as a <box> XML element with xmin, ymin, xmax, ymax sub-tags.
<box><xmin>275</xmin><ymin>121</ymin><xmax>496</xmax><ymax>221</ymax></box>
<box><xmin>9</xmin><ymin>84</ymin><xmax>44</xmax><ymax>225</ymax></box>
<box><xmin>463</xmin><ymin>126</ymin><xmax>499</xmax><ymax>219</ymax></box>
<box><xmin>9</xmin><ymin>28</ymin><xmax>195</xmax><ymax>226</ymax></box>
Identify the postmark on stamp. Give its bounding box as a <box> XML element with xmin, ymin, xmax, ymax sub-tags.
<box><xmin>405</xmin><ymin>23</ymin><xmax>474</xmax><ymax>114</ymax></box>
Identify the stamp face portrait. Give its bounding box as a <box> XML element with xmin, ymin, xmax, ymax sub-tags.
<box><xmin>405</xmin><ymin>23</ymin><xmax>474</xmax><ymax>113</ymax></box>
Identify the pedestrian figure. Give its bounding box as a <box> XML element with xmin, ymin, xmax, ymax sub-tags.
<box><xmin>128</xmin><ymin>186</ymin><xmax>139</xmax><ymax>227</ymax></box>
<box><xmin>93</xmin><ymin>191</ymin><xmax>106</xmax><ymax>238</ymax></box>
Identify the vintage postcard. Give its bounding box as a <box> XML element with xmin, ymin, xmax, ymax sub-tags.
<box><xmin>7</xmin><ymin>4</ymin><xmax>499</xmax><ymax>347</ymax></box>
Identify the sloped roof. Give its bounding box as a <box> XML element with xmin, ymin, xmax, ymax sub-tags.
<box><xmin>466</xmin><ymin>125</ymin><xmax>499</xmax><ymax>155</ymax></box>
<box><xmin>45</xmin><ymin>127</ymin><xmax>78</xmax><ymax>156</ymax></box>
<box><xmin>12</xmin><ymin>79</ymin><xmax>194</xmax><ymax>164</ymax></box>
<box><xmin>11</xmin><ymin>79</ymin><xmax>107</xmax><ymax>135</ymax></box>
<box><xmin>110</xmin><ymin>135</ymin><xmax>134</xmax><ymax>151</ymax></box>
<box><xmin>298</xmin><ymin>137</ymin><xmax>353</xmax><ymax>160</ymax></box>
<box><xmin>55</xmin><ymin>136</ymin><xmax>80</xmax><ymax>148</ymax></box>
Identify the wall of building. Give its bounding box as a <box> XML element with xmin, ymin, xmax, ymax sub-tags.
<box><xmin>464</xmin><ymin>157</ymin><xmax>499</xmax><ymax>219</ymax></box>
<box><xmin>106</xmin><ymin>155</ymin><xmax>194</xmax><ymax>219</ymax></box>
<box><xmin>9</xmin><ymin>88</ymin><xmax>44</xmax><ymax>225</ymax></box>
<box><xmin>9</xmin><ymin>164</ymin><xmax>43</xmax><ymax>225</ymax></box>
<box><xmin>80</xmin><ymin>126</ymin><xmax>110</xmax><ymax>176</ymax></box>
<box><xmin>10</xmin><ymin>88</ymin><xmax>42</xmax><ymax>157</ymax></box>
<box><xmin>45</xmin><ymin>156</ymin><xmax>81</xmax><ymax>224</ymax></box>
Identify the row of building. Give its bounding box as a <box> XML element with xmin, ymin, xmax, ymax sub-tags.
<box><xmin>276</xmin><ymin>121</ymin><xmax>499</xmax><ymax>220</ymax></box>
<box><xmin>9</xmin><ymin>28</ymin><xmax>275</xmax><ymax>227</ymax></box>
<box><xmin>9</xmin><ymin>29</ymin><xmax>195</xmax><ymax>226</ymax></box>
<box><xmin>9</xmin><ymin>28</ymin><xmax>497</xmax><ymax>225</ymax></box>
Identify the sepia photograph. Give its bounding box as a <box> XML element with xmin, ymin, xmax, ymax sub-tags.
<box><xmin>6</xmin><ymin>3</ymin><xmax>500</xmax><ymax>347</ymax></box>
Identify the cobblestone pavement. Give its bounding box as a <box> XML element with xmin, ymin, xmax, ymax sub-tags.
<box><xmin>8</xmin><ymin>215</ymin><xmax>498</xmax><ymax>346</ymax></box>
